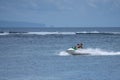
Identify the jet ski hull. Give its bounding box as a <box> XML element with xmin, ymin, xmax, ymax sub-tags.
<box><xmin>66</xmin><ymin>48</ymin><xmax>89</xmax><ymax>55</ymax></box>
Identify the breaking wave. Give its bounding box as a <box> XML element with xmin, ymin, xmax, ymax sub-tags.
<box><xmin>76</xmin><ymin>31</ymin><xmax>120</xmax><ymax>35</ymax></box>
<box><xmin>0</xmin><ymin>32</ymin><xmax>9</xmax><ymax>35</ymax></box>
<box><xmin>0</xmin><ymin>31</ymin><xmax>120</xmax><ymax>36</ymax></box>
<box><xmin>58</xmin><ymin>48</ymin><xmax>120</xmax><ymax>56</ymax></box>
<box><xmin>27</xmin><ymin>32</ymin><xmax>75</xmax><ymax>35</ymax></box>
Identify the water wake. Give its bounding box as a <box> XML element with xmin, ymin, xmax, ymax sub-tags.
<box><xmin>58</xmin><ymin>48</ymin><xmax>120</xmax><ymax>56</ymax></box>
<box><xmin>58</xmin><ymin>51</ymin><xmax>70</xmax><ymax>56</ymax></box>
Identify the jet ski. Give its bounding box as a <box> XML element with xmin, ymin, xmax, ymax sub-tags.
<box><xmin>66</xmin><ymin>48</ymin><xmax>89</xmax><ymax>55</ymax></box>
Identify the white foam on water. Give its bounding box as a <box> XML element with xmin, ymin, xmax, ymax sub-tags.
<box><xmin>26</xmin><ymin>32</ymin><xmax>75</xmax><ymax>35</ymax></box>
<box><xmin>58</xmin><ymin>51</ymin><xmax>70</xmax><ymax>56</ymax></box>
<box><xmin>0</xmin><ymin>32</ymin><xmax>9</xmax><ymax>35</ymax></box>
<box><xmin>23</xmin><ymin>31</ymin><xmax>120</xmax><ymax>35</ymax></box>
<box><xmin>76</xmin><ymin>31</ymin><xmax>120</xmax><ymax>34</ymax></box>
<box><xmin>58</xmin><ymin>48</ymin><xmax>120</xmax><ymax>56</ymax></box>
<box><xmin>0</xmin><ymin>31</ymin><xmax>120</xmax><ymax>36</ymax></box>
<box><xmin>77</xmin><ymin>48</ymin><xmax>120</xmax><ymax>56</ymax></box>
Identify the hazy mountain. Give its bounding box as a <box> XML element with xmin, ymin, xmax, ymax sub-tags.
<box><xmin>0</xmin><ymin>21</ymin><xmax>46</xmax><ymax>28</ymax></box>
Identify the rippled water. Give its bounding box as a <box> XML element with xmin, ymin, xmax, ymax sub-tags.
<box><xmin>0</xmin><ymin>27</ymin><xmax>120</xmax><ymax>80</ymax></box>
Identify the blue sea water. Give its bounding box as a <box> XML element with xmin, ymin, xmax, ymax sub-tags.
<box><xmin>0</xmin><ymin>27</ymin><xmax>120</xmax><ymax>80</ymax></box>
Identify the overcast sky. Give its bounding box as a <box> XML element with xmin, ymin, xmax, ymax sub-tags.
<box><xmin>0</xmin><ymin>0</ymin><xmax>120</xmax><ymax>27</ymax></box>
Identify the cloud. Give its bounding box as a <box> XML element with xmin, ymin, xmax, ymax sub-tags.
<box><xmin>0</xmin><ymin>0</ymin><xmax>120</xmax><ymax>13</ymax></box>
<box><xmin>0</xmin><ymin>0</ymin><xmax>120</xmax><ymax>16</ymax></box>
<box><xmin>0</xmin><ymin>0</ymin><xmax>58</xmax><ymax>12</ymax></box>
<box><xmin>87</xmin><ymin>0</ymin><xmax>120</xmax><ymax>8</ymax></box>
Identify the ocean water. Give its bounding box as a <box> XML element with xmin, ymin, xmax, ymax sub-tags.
<box><xmin>0</xmin><ymin>27</ymin><xmax>120</xmax><ymax>80</ymax></box>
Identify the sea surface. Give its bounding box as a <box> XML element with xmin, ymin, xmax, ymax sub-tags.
<box><xmin>0</xmin><ymin>27</ymin><xmax>120</xmax><ymax>80</ymax></box>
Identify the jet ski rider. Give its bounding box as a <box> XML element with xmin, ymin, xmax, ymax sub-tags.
<box><xmin>78</xmin><ymin>43</ymin><xmax>83</xmax><ymax>49</ymax></box>
<box><xmin>72</xmin><ymin>43</ymin><xmax>83</xmax><ymax>50</ymax></box>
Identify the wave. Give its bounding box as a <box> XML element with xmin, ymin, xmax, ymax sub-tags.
<box><xmin>27</xmin><ymin>32</ymin><xmax>75</xmax><ymax>35</ymax></box>
<box><xmin>76</xmin><ymin>31</ymin><xmax>120</xmax><ymax>35</ymax></box>
<box><xmin>0</xmin><ymin>32</ymin><xmax>9</xmax><ymax>35</ymax></box>
<box><xmin>0</xmin><ymin>31</ymin><xmax>120</xmax><ymax>36</ymax></box>
<box><xmin>58</xmin><ymin>48</ymin><xmax>120</xmax><ymax>56</ymax></box>
<box><xmin>0</xmin><ymin>32</ymin><xmax>75</xmax><ymax>35</ymax></box>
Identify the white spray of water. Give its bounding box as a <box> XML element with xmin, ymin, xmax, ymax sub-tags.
<box><xmin>58</xmin><ymin>51</ymin><xmax>70</xmax><ymax>56</ymax></box>
<box><xmin>77</xmin><ymin>48</ymin><xmax>120</xmax><ymax>55</ymax></box>
<box><xmin>58</xmin><ymin>48</ymin><xmax>120</xmax><ymax>56</ymax></box>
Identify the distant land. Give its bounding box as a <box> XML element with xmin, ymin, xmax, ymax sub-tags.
<box><xmin>0</xmin><ymin>21</ymin><xmax>46</xmax><ymax>28</ymax></box>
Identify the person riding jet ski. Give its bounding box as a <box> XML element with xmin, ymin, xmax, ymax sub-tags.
<box><xmin>72</xmin><ymin>43</ymin><xmax>83</xmax><ymax>50</ymax></box>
